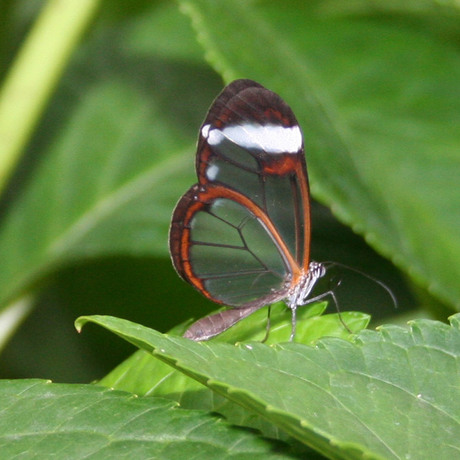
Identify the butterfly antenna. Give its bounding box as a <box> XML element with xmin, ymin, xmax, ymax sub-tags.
<box><xmin>323</xmin><ymin>261</ymin><xmax>398</xmax><ymax>309</ymax></box>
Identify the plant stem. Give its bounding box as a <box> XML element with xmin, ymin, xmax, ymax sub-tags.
<box><xmin>0</xmin><ymin>0</ymin><xmax>101</xmax><ymax>196</ymax></box>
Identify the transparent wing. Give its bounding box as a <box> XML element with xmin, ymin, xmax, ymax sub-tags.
<box><xmin>169</xmin><ymin>79</ymin><xmax>313</xmax><ymax>318</ymax></box>
<box><xmin>169</xmin><ymin>184</ymin><xmax>298</xmax><ymax>308</ymax></box>
<box><xmin>195</xmin><ymin>79</ymin><xmax>311</xmax><ymax>267</ymax></box>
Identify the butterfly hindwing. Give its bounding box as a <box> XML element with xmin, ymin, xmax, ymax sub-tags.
<box><xmin>170</xmin><ymin>184</ymin><xmax>292</xmax><ymax>308</ymax></box>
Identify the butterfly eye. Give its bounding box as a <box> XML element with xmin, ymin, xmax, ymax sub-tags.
<box><xmin>169</xmin><ymin>79</ymin><xmax>321</xmax><ymax>341</ymax></box>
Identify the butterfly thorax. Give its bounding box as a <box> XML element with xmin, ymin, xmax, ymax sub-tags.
<box><xmin>286</xmin><ymin>261</ymin><xmax>326</xmax><ymax>309</ymax></box>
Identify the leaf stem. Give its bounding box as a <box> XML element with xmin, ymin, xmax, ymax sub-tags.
<box><xmin>0</xmin><ymin>0</ymin><xmax>101</xmax><ymax>196</ymax></box>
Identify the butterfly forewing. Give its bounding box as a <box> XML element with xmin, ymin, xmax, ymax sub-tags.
<box><xmin>169</xmin><ymin>79</ymin><xmax>311</xmax><ymax>313</ymax></box>
<box><xmin>196</xmin><ymin>79</ymin><xmax>310</xmax><ymax>267</ymax></box>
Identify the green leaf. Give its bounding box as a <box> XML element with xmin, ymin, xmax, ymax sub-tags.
<box><xmin>77</xmin><ymin>313</ymin><xmax>460</xmax><ymax>460</ymax></box>
<box><xmin>99</xmin><ymin>305</ymin><xmax>370</xmax><ymax>440</ymax></box>
<box><xmin>179</xmin><ymin>0</ymin><xmax>460</xmax><ymax>310</ymax></box>
<box><xmin>0</xmin><ymin>379</ymin><xmax>296</xmax><ymax>459</ymax></box>
<box><xmin>99</xmin><ymin>303</ymin><xmax>370</xmax><ymax>395</ymax></box>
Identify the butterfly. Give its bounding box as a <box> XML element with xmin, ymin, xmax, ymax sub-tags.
<box><xmin>169</xmin><ymin>79</ymin><xmax>327</xmax><ymax>341</ymax></box>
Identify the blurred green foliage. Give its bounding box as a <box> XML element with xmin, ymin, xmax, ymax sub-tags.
<box><xmin>0</xmin><ymin>0</ymin><xmax>458</xmax><ymax>385</ymax></box>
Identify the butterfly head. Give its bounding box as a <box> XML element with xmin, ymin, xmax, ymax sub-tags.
<box><xmin>286</xmin><ymin>261</ymin><xmax>327</xmax><ymax>309</ymax></box>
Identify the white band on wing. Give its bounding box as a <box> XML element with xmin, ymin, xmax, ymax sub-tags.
<box><xmin>203</xmin><ymin>123</ymin><xmax>302</xmax><ymax>154</ymax></box>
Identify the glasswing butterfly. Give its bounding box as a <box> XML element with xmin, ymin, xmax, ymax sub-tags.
<box><xmin>169</xmin><ymin>79</ymin><xmax>327</xmax><ymax>341</ymax></box>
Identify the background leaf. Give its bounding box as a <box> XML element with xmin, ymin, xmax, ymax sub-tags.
<box><xmin>0</xmin><ymin>6</ymin><xmax>220</xmax><ymax>310</ymax></box>
<box><xmin>77</xmin><ymin>313</ymin><xmax>460</xmax><ymax>460</ymax></box>
<box><xmin>0</xmin><ymin>379</ymin><xmax>297</xmax><ymax>459</ymax></box>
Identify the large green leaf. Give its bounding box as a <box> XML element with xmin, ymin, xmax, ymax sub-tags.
<box><xmin>179</xmin><ymin>0</ymin><xmax>460</xmax><ymax>310</ymax></box>
<box><xmin>99</xmin><ymin>304</ymin><xmax>370</xmax><ymax>443</ymax></box>
<box><xmin>99</xmin><ymin>303</ymin><xmax>370</xmax><ymax>394</ymax></box>
<box><xmin>76</xmin><ymin>313</ymin><xmax>460</xmax><ymax>460</ymax></box>
<box><xmin>0</xmin><ymin>379</ymin><xmax>296</xmax><ymax>459</ymax></box>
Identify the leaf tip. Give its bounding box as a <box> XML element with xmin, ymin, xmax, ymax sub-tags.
<box><xmin>74</xmin><ymin>316</ymin><xmax>90</xmax><ymax>333</ymax></box>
